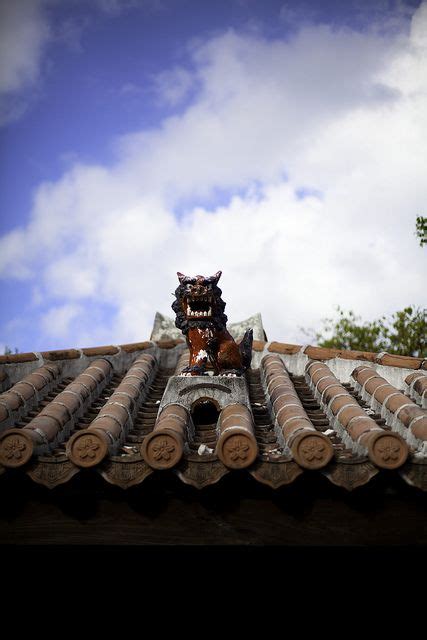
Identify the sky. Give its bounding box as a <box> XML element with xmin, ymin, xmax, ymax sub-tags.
<box><xmin>0</xmin><ymin>0</ymin><xmax>426</xmax><ymax>353</ymax></box>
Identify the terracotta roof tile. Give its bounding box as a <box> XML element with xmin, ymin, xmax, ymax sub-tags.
<box><xmin>175</xmin><ymin>350</ymin><xmax>190</xmax><ymax>374</ymax></box>
<box><xmin>0</xmin><ymin>352</ymin><xmax>38</xmax><ymax>364</ymax></box>
<box><xmin>41</xmin><ymin>349</ymin><xmax>81</xmax><ymax>361</ymax></box>
<box><xmin>267</xmin><ymin>343</ymin><xmax>423</xmax><ymax>369</ymax></box>
<box><xmin>155</xmin><ymin>339</ymin><xmax>185</xmax><ymax>349</ymax></box>
<box><xmin>252</xmin><ymin>340</ymin><xmax>266</xmax><ymax>352</ymax></box>
<box><xmin>261</xmin><ymin>355</ymin><xmax>333</xmax><ymax>469</ymax></box>
<box><xmin>405</xmin><ymin>371</ymin><xmax>425</xmax><ymax>386</ymax></box>
<box><xmin>404</xmin><ymin>372</ymin><xmax>427</xmax><ymax>409</ymax></box>
<box><xmin>304</xmin><ymin>345</ymin><xmax>379</xmax><ymax>362</ymax></box>
<box><xmin>268</xmin><ymin>342</ymin><xmax>301</xmax><ymax>355</ymax></box>
<box><xmin>82</xmin><ymin>345</ymin><xmax>120</xmax><ymax>357</ymax></box>
<box><xmin>0</xmin><ymin>332</ymin><xmax>425</xmax><ymax>492</ymax></box>
<box><xmin>306</xmin><ymin>361</ymin><xmax>408</xmax><ymax>469</ymax></box>
<box><xmin>304</xmin><ymin>346</ymin><xmax>341</xmax><ymax>360</ymax></box>
<box><xmin>120</xmin><ymin>341</ymin><xmax>153</xmax><ymax>353</ymax></box>
<box><xmin>216</xmin><ymin>404</ymin><xmax>258</xmax><ymax>469</ymax></box>
<box><xmin>0</xmin><ymin>363</ymin><xmax>61</xmax><ymax>427</ymax></box>
<box><xmin>142</xmin><ymin>403</ymin><xmax>188</xmax><ymax>469</ymax></box>
<box><xmin>375</xmin><ymin>353</ymin><xmax>424</xmax><ymax>369</ymax></box>
<box><xmin>352</xmin><ymin>366</ymin><xmax>427</xmax><ymax>452</ymax></box>
<box><xmin>67</xmin><ymin>354</ymin><xmax>157</xmax><ymax>468</ymax></box>
<box><xmin>0</xmin><ymin>338</ymin><xmax>423</xmax><ymax>370</ymax></box>
<box><xmin>0</xmin><ymin>341</ymin><xmax>155</xmax><ymax>365</ymax></box>
<box><xmin>0</xmin><ymin>359</ymin><xmax>112</xmax><ymax>468</ymax></box>
<box><xmin>325</xmin><ymin>348</ymin><xmax>377</xmax><ymax>363</ymax></box>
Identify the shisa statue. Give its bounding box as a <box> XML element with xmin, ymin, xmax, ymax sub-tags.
<box><xmin>172</xmin><ymin>271</ymin><xmax>253</xmax><ymax>377</ymax></box>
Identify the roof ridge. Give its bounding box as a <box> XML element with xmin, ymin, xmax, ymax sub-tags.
<box><xmin>0</xmin><ymin>338</ymin><xmax>424</xmax><ymax>370</ymax></box>
<box><xmin>266</xmin><ymin>341</ymin><xmax>426</xmax><ymax>370</ymax></box>
<box><xmin>0</xmin><ymin>339</ymin><xmax>185</xmax><ymax>364</ymax></box>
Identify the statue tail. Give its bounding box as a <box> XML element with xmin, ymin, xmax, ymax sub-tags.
<box><xmin>239</xmin><ymin>328</ymin><xmax>253</xmax><ymax>371</ymax></box>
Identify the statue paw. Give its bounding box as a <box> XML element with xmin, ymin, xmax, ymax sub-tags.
<box><xmin>179</xmin><ymin>365</ymin><xmax>208</xmax><ymax>376</ymax></box>
<box><xmin>218</xmin><ymin>369</ymin><xmax>242</xmax><ymax>378</ymax></box>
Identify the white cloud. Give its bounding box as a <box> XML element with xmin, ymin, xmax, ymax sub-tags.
<box><xmin>0</xmin><ymin>0</ymin><xmax>141</xmax><ymax>125</ymax></box>
<box><xmin>0</xmin><ymin>2</ymin><xmax>426</xmax><ymax>349</ymax></box>
<box><xmin>40</xmin><ymin>303</ymin><xmax>84</xmax><ymax>341</ymax></box>
<box><xmin>0</xmin><ymin>0</ymin><xmax>50</xmax><ymax>124</ymax></box>
<box><xmin>0</xmin><ymin>1</ymin><xmax>50</xmax><ymax>94</ymax></box>
<box><xmin>153</xmin><ymin>66</ymin><xmax>195</xmax><ymax>106</ymax></box>
<box><xmin>117</xmin><ymin>24</ymin><xmax>405</xmax><ymax>203</ymax></box>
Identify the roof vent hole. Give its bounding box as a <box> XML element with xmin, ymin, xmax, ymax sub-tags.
<box><xmin>191</xmin><ymin>399</ymin><xmax>220</xmax><ymax>427</ymax></box>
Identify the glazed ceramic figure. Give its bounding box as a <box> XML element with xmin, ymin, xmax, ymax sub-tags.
<box><xmin>172</xmin><ymin>271</ymin><xmax>253</xmax><ymax>377</ymax></box>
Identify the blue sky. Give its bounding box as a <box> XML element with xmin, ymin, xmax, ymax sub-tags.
<box><xmin>0</xmin><ymin>0</ymin><xmax>426</xmax><ymax>352</ymax></box>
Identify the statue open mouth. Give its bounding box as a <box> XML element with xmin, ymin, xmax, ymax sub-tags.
<box><xmin>185</xmin><ymin>296</ymin><xmax>213</xmax><ymax>318</ymax></box>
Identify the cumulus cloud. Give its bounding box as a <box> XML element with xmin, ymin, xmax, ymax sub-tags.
<box><xmin>0</xmin><ymin>0</ymin><xmax>50</xmax><ymax>123</ymax></box>
<box><xmin>116</xmin><ymin>24</ymin><xmax>406</xmax><ymax>203</ymax></box>
<box><xmin>0</xmin><ymin>0</ymin><xmax>50</xmax><ymax>94</ymax></box>
<box><xmin>153</xmin><ymin>66</ymin><xmax>195</xmax><ymax>107</ymax></box>
<box><xmin>40</xmin><ymin>303</ymin><xmax>84</xmax><ymax>341</ymax></box>
<box><xmin>0</xmin><ymin>0</ymin><xmax>142</xmax><ymax>125</ymax></box>
<box><xmin>0</xmin><ymin>2</ymin><xmax>426</xmax><ymax>349</ymax></box>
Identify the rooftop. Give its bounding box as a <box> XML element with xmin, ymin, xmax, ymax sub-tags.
<box><xmin>0</xmin><ymin>314</ymin><xmax>425</xmax><ymax>493</ymax></box>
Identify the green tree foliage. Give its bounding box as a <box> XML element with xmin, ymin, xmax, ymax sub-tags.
<box><xmin>3</xmin><ymin>346</ymin><xmax>19</xmax><ymax>355</ymax></box>
<box><xmin>415</xmin><ymin>216</ymin><xmax>427</xmax><ymax>247</ymax></box>
<box><xmin>309</xmin><ymin>306</ymin><xmax>426</xmax><ymax>357</ymax></box>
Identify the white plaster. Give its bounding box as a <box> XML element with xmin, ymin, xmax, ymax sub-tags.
<box><xmin>195</xmin><ymin>349</ymin><xmax>208</xmax><ymax>363</ymax></box>
<box><xmin>404</xmin><ymin>372</ymin><xmax>427</xmax><ymax>408</ymax></box>
<box><xmin>159</xmin><ymin>376</ymin><xmax>250</xmax><ymax>413</ymax></box>
<box><xmin>198</xmin><ymin>443</ymin><xmax>214</xmax><ymax>455</ymax></box>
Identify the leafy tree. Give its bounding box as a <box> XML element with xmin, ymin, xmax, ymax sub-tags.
<box><xmin>305</xmin><ymin>306</ymin><xmax>426</xmax><ymax>357</ymax></box>
<box><xmin>3</xmin><ymin>346</ymin><xmax>19</xmax><ymax>355</ymax></box>
<box><xmin>415</xmin><ymin>216</ymin><xmax>427</xmax><ymax>247</ymax></box>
